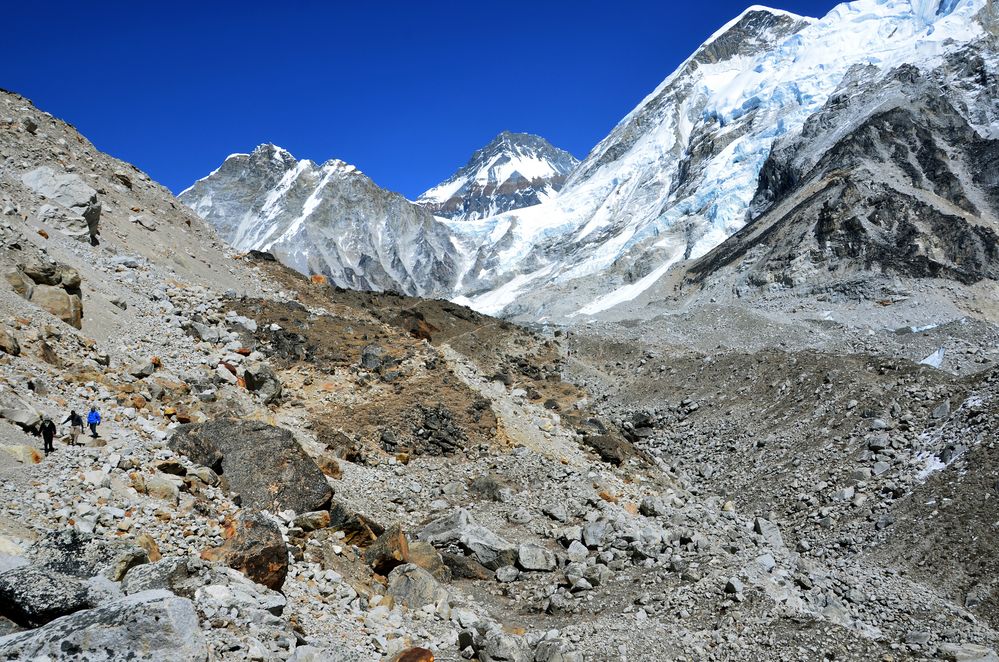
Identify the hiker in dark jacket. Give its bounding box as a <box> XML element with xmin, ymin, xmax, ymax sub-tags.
<box><xmin>87</xmin><ymin>406</ymin><xmax>101</xmax><ymax>438</ymax></box>
<box><xmin>39</xmin><ymin>416</ymin><xmax>56</xmax><ymax>454</ymax></box>
<box><xmin>63</xmin><ymin>410</ymin><xmax>83</xmax><ymax>446</ymax></box>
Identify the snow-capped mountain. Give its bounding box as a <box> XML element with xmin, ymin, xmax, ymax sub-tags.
<box><xmin>447</xmin><ymin>0</ymin><xmax>995</xmax><ymax>319</ymax></box>
<box><xmin>181</xmin><ymin>0</ymin><xmax>997</xmax><ymax>321</ymax></box>
<box><xmin>178</xmin><ymin>144</ymin><xmax>461</xmax><ymax>297</ymax></box>
<box><xmin>416</xmin><ymin>132</ymin><xmax>579</xmax><ymax>221</ymax></box>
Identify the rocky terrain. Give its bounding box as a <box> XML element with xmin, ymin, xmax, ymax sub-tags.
<box><xmin>2</xmin><ymin>81</ymin><xmax>999</xmax><ymax>662</ymax></box>
<box><xmin>1</xmin><ymin>1</ymin><xmax>998</xmax><ymax>660</ymax></box>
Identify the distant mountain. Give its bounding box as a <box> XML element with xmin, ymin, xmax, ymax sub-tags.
<box><xmin>415</xmin><ymin>131</ymin><xmax>578</xmax><ymax>221</ymax></box>
<box><xmin>181</xmin><ymin>0</ymin><xmax>997</xmax><ymax>320</ymax></box>
<box><xmin>178</xmin><ymin>144</ymin><xmax>461</xmax><ymax>297</ymax></box>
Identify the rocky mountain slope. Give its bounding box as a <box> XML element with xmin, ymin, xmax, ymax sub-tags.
<box><xmin>415</xmin><ymin>132</ymin><xmax>578</xmax><ymax>222</ymax></box>
<box><xmin>178</xmin><ymin>144</ymin><xmax>462</xmax><ymax>297</ymax></box>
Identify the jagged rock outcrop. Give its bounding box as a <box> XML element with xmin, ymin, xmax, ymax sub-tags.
<box><xmin>416</xmin><ymin>131</ymin><xmax>578</xmax><ymax>221</ymax></box>
<box><xmin>178</xmin><ymin>145</ymin><xmax>462</xmax><ymax>297</ymax></box>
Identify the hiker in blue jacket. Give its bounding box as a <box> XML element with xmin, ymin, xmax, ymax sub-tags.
<box><xmin>87</xmin><ymin>406</ymin><xmax>101</xmax><ymax>438</ymax></box>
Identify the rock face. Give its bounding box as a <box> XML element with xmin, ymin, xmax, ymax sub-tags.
<box><xmin>416</xmin><ymin>131</ymin><xmax>579</xmax><ymax>221</ymax></box>
<box><xmin>169</xmin><ymin>419</ymin><xmax>332</xmax><ymax>513</ymax></box>
<box><xmin>20</xmin><ymin>166</ymin><xmax>101</xmax><ymax>243</ymax></box>
<box><xmin>688</xmin><ymin>59</ymin><xmax>999</xmax><ymax>291</ymax></box>
<box><xmin>178</xmin><ymin>144</ymin><xmax>462</xmax><ymax>297</ymax></box>
<box><xmin>201</xmin><ymin>513</ymin><xmax>289</xmax><ymax>591</ymax></box>
<box><xmin>0</xmin><ymin>590</ymin><xmax>208</xmax><ymax>661</ymax></box>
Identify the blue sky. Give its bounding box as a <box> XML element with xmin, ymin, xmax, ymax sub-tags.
<box><xmin>3</xmin><ymin>1</ymin><xmax>839</xmax><ymax>198</ymax></box>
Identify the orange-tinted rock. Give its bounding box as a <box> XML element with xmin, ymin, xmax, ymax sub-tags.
<box><xmin>365</xmin><ymin>524</ymin><xmax>410</xmax><ymax>576</ymax></box>
<box><xmin>392</xmin><ymin>648</ymin><xmax>434</xmax><ymax>662</ymax></box>
<box><xmin>201</xmin><ymin>512</ymin><xmax>288</xmax><ymax>590</ymax></box>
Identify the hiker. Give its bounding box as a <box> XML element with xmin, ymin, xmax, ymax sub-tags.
<box><xmin>87</xmin><ymin>406</ymin><xmax>101</xmax><ymax>438</ymax></box>
<box><xmin>63</xmin><ymin>410</ymin><xmax>83</xmax><ymax>446</ymax></box>
<box><xmin>39</xmin><ymin>416</ymin><xmax>56</xmax><ymax>455</ymax></box>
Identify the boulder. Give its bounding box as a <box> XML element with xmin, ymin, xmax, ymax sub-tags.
<box><xmin>34</xmin><ymin>203</ymin><xmax>91</xmax><ymax>241</ymax></box>
<box><xmin>143</xmin><ymin>473</ymin><xmax>181</xmax><ymax>505</ymax></box>
<box><xmin>386</xmin><ymin>564</ymin><xmax>448</xmax><ymax>610</ymax></box>
<box><xmin>0</xmin><ymin>330</ymin><xmax>19</xmax><ymax>356</ymax></box>
<box><xmin>0</xmin><ymin>566</ymin><xmax>94</xmax><ymax>626</ymax></box>
<box><xmin>939</xmin><ymin>643</ymin><xmax>999</xmax><ymax>662</ymax></box>
<box><xmin>201</xmin><ymin>512</ymin><xmax>288</xmax><ymax>590</ymax></box>
<box><xmin>29</xmin><ymin>283</ymin><xmax>82</xmax><ymax>328</ymax></box>
<box><xmin>517</xmin><ymin>544</ymin><xmax>556</xmax><ymax>572</ymax></box>
<box><xmin>28</xmin><ymin>530</ymin><xmax>148</xmax><ymax>582</ymax></box>
<box><xmin>243</xmin><ymin>362</ymin><xmax>282</xmax><ymax>404</ymax></box>
<box><xmin>0</xmin><ymin>389</ymin><xmax>41</xmax><ymax>431</ymax></box>
<box><xmin>169</xmin><ymin>419</ymin><xmax>332</xmax><ymax>513</ymax></box>
<box><xmin>581</xmin><ymin>434</ymin><xmax>629</xmax><ymax>466</ymax></box>
<box><xmin>365</xmin><ymin>523</ymin><xmax>410</xmax><ymax>575</ymax></box>
<box><xmin>417</xmin><ymin>509</ymin><xmax>515</xmax><ymax>570</ymax></box>
<box><xmin>328</xmin><ymin>501</ymin><xmax>382</xmax><ymax>545</ymax></box>
<box><xmin>0</xmin><ymin>590</ymin><xmax>207</xmax><ymax>661</ymax></box>
<box><xmin>0</xmin><ymin>445</ymin><xmax>43</xmax><ymax>464</ymax></box>
<box><xmin>442</xmin><ymin>552</ymin><xmax>494</xmax><ymax>580</ymax></box>
<box><xmin>129</xmin><ymin>360</ymin><xmax>157</xmax><ymax>378</ymax></box>
<box><xmin>407</xmin><ymin>541</ymin><xmax>451</xmax><ymax>582</ymax></box>
<box><xmin>21</xmin><ymin>167</ymin><xmax>101</xmax><ymax>242</ymax></box>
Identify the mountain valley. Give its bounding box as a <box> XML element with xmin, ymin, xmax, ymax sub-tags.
<box><xmin>0</xmin><ymin>0</ymin><xmax>997</xmax><ymax>661</ymax></box>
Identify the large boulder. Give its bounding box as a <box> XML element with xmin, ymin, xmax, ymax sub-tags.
<box><xmin>29</xmin><ymin>529</ymin><xmax>148</xmax><ymax>582</ymax></box>
<box><xmin>0</xmin><ymin>566</ymin><xmax>95</xmax><ymax>627</ymax></box>
<box><xmin>123</xmin><ymin>556</ymin><xmax>286</xmax><ymax>616</ymax></box>
<box><xmin>201</xmin><ymin>512</ymin><xmax>288</xmax><ymax>591</ymax></box>
<box><xmin>20</xmin><ymin>166</ymin><xmax>101</xmax><ymax>242</ymax></box>
<box><xmin>29</xmin><ymin>284</ymin><xmax>83</xmax><ymax>328</ymax></box>
<box><xmin>169</xmin><ymin>419</ymin><xmax>332</xmax><ymax>513</ymax></box>
<box><xmin>0</xmin><ymin>388</ymin><xmax>41</xmax><ymax>432</ymax></box>
<box><xmin>0</xmin><ymin>590</ymin><xmax>207</xmax><ymax>661</ymax></box>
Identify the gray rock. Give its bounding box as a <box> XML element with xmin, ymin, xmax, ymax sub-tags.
<box><xmin>753</xmin><ymin>517</ymin><xmax>785</xmax><ymax>549</ymax></box>
<box><xmin>639</xmin><ymin>496</ymin><xmax>668</xmax><ymax>517</ymax></box>
<box><xmin>0</xmin><ymin>566</ymin><xmax>94</xmax><ymax>626</ymax></box>
<box><xmin>517</xmin><ymin>544</ymin><xmax>556</xmax><ymax>572</ymax></box>
<box><xmin>460</xmin><ymin>526</ymin><xmax>517</xmax><ymax>570</ymax></box>
<box><xmin>386</xmin><ymin>564</ymin><xmax>448</xmax><ymax>610</ymax></box>
<box><xmin>129</xmin><ymin>359</ymin><xmax>157</xmax><ymax>378</ymax></box>
<box><xmin>0</xmin><ymin>590</ymin><xmax>207</xmax><ymax>661</ymax></box>
<box><xmin>932</xmin><ymin>400</ymin><xmax>951</xmax><ymax>419</ymax></box>
<box><xmin>725</xmin><ymin>577</ymin><xmax>744</xmax><ymax>594</ymax></box>
<box><xmin>495</xmin><ymin>565</ymin><xmax>520</xmax><ymax>583</ymax></box>
<box><xmin>21</xmin><ymin>166</ymin><xmax>101</xmax><ymax>241</ymax></box>
<box><xmin>566</xmin><ymin>540</ymin><xmax>588</xmax><ymax>563</ymax></box>
<box><xmin>939</xmin><ymin>643</ymin><xmax>999</xmax><ymax>662</ymax></box>
<box><xmin>0</xmin><ymin>389</ymin><xmax>40</xmax><ymax>431</ymax></box>
<box><xmin>243</xmin><ymin>362</ymin><xmax>282</xmax><ymax>404</ymax></box>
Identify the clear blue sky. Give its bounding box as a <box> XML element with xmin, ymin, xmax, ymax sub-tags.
<box><xmin>4</xmin><ymin>1</ymin><xmax>838</xmax><ymax>199</ymax></box>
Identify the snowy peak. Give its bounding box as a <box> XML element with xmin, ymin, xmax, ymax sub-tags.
<box><xmin>179</xmin><ymin>144</ymin><xmax>463</xmax><ymax>297</ymax></box>
<box><xmin>416</xmin><ymin>131</ymin><xmax>579</xmax><ymax>221</ymax></box>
